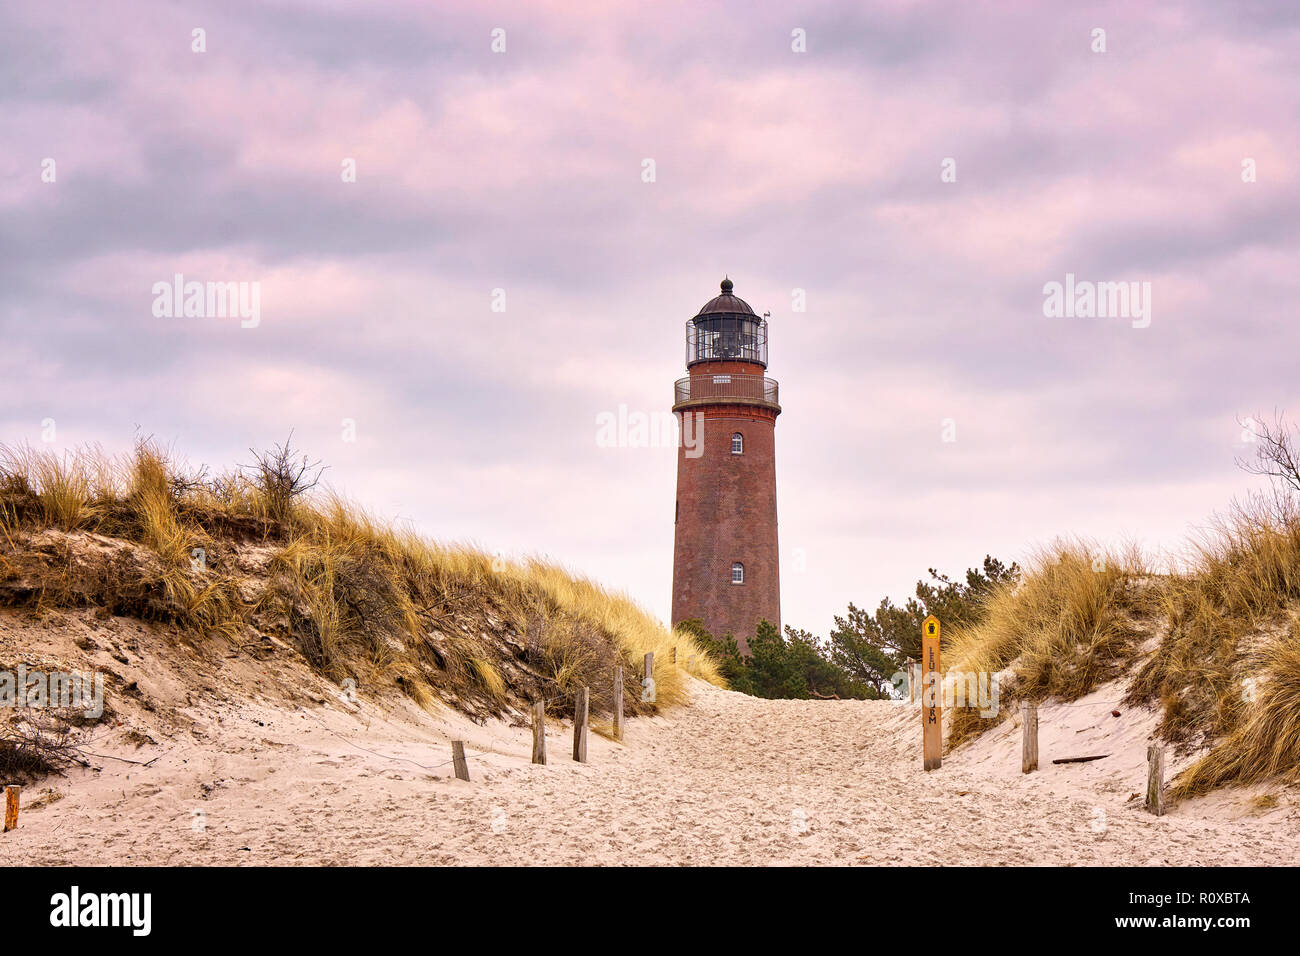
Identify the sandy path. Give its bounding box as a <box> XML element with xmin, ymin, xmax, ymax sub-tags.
<box><xmin>7</xmin><ymin>678</ymin><xmax>1298</xmax><ymax>866</ymax></box>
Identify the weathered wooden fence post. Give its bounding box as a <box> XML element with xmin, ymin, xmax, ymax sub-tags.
<box><xmin>531</xmin><ymin>700</ymin><xmax>547</xmax><ymax>765</ymax></box>
<box><xmin>1146</xmin><ymin>744</ymin><xmax>1165</xmax><ymax>815</ymax></box>
<box><xmin>612</xmin><ymin>667</ymin><xmax>624</xmax><ymax>741</ymax></box>
<box><xmin>573</xmin><ymin>686</ymin><xmax>589</xmax><ymax>762</ymax></box>
<box><xmin>3</xmin><ymin>785</ymin><xmax>18</xmax><ymax>832</ymax></box>
<box><xmin>452</xmin><ymin>741</ymin><xmax>470</xmax><ymax>781</ymax></box>
<box><xmin>921</xmin><ymin>616</ymin><xmax>942</xmax><ymax>771</ymax></box>
<box><xmin>672</xmin><ymin>647</ymin><xmax>677</xmax><ymax>664</ymax></box>
<box><xmin>642</xmin><ymin>652</ymin><xmax>654</xmax><ymax>702</ymax></box>
<box><xmin>907</xmin><ymin>658</ymin><xmax>920</xmax><ymax>704</ymax></box>
<box><xmin>1021</xmin><ymin>701</ymin><xmax>1038</xmax><ymax>773</ymax></box>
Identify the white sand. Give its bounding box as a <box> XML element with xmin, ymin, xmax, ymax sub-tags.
<box><xmin>3</xmin><ymin>608</ymin><xmax>1298</xmax><ymax>866</ymax></box>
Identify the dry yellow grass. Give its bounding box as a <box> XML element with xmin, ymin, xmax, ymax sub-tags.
<box><xmin>1171</xmin><ymin>632</ymin><xmax>1300</xmax><ymax>796</ymax></box>
<box><xmin>0</xmin><ymin>444</ymin><xmax>101</xmax><ymax>531</ymax></box>
<box><xmin>945</xmin><ymin>504</ymin><xmax>1300</xmax><ymax>797</ymax></box>
<box><xmin>1130</xmin><ymin>499</ymin><xmax>1300</xmax><ymax>796</ymax></box>
<box><xmin>1129</xmin><ymin>500</ymin><xmax>1300</xmax><ymax>742</ymax></box>
<box><xmin>6</xmin><ymin>439</ymin><xmax>1300</xmax><ymax>794</ymax></box>
<box><xmin>0</xmin><ymin>441</ymin><xmax>722</xmax><ymax>721</ymax></box>
<box><xmin>272</xmin><ymin>491</ymin><xmax>722</xmax><ymax>711</ymax></box>
<box><xmin>943</xmin><ymin>540</ymin><xmax>1151</xmax><ymax>745</ymax></box>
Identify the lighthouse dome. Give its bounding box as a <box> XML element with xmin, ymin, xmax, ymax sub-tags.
<box><xmin>695</xmin><ymin>277</ymin><xmax>756</xmax><ymax>319</ymax></box>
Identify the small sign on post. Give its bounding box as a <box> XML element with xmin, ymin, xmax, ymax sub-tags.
<box><xmin>921</xmin><ymin>615</ymin><xmax>942</xmax><ymax>771</ymax></box>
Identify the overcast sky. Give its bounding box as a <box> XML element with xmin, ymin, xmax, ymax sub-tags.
<box><xmin>3</xmin><ymin>0</ymin><xmax>1298</xmax><ymax>637</ymax></box>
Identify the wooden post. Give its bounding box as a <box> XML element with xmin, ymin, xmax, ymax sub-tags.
<box><xmin>612</xmin><ymin>667</ymin><xmax>624</xmax><ymax>741</ymax></box>
<box><xmin>644</xmin><ymin>652</ymin><xmax>654</xmax><ymax>679</ymax></box>
<box><xmin>452</xmin><ymin>741</ymin><xmax>470</xmax><ymax>781</ymax></box>
<box><xmin>3</xmin><ymin>785</ymin><xmax>18</xmax><ymax>832</ymax></box>
<box><xmin>921</xmin><ymin>616</ymin><xmax>942</xmax><ymax>771</ymax></box>
<box><xmin>531</xmin><ymin>701</ymin><xmax>547</xmax><ymax>765</ymax></box>
<box><xmin>1146</xmin><ymin>744</ymin><xmax>1165</xmax><ymax>815</ymax></box>
<box><xmin>1021</xmin><ymin>701</ymin><xmax>1038</xmax><ymax>773</ymax></box>
<box><xmin>573</xmin><ymin>686</ymin><xmax>589</xmax><ymax>762</ymax></box>
<box><xmin>907</xmin><ymin>659</ymin><xmax>920</xmax><ymax>704</ymax></box>
<box><xmin>672</xmin><ymin>647</ymin><xmax>677</xmax><ymax>664</ymax></box>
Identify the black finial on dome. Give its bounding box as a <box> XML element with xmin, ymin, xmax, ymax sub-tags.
<box><xmin>720</xmin><ymin>276</ymin><xmax>734</xmax><ymax>294</ymax></box>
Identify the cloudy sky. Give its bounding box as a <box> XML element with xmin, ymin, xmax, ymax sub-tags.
<box><xmin>2</xmin><ymin>0</ymin><xmax>1298</xmax><ymax>637</ymax></box>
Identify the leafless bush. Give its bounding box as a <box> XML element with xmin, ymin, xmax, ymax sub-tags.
<box><xmin>0</xmin><ymin>714</ymin><xmax>85</xmax><ymax>783</ymax></box>
<box><xmin>168</xmin><ymin>463</ymin><xmax>212</xmax><ymax>502</ymax></box>
<box><xmin>1237</xmin><ymin>411</ymin><xmax>1300</xmax><ymax>498</ymax></box>
<box><xmin>243</xmin><ymin>433</ymin><xmax>325</xmax><ymax>524</ymax></box>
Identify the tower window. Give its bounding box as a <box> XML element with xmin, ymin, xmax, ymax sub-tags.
<box><xmin>731</xmin><ymin>562</ymin><xmax>744</xmax><ymax>584</ymax></box>
<box><xmin>731</xmin><ymin>432</ymin><xmax>744</xmax><ymax>455</ymax></box>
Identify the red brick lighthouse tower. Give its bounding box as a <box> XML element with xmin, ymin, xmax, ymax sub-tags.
<box><xmin>671</xmin><ymin>278</ymin><xmax>781</xmax><ymax>654</ymax></box>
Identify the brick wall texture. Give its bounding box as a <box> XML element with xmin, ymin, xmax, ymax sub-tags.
<box><xmin>671</xmin><ymin>388</ymin><xmax>780</xmax><ymax>654</ymax></box>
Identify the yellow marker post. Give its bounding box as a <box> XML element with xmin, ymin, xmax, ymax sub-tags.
<box><xmin>921</xmin><ymin>615</ymin><xmax>942</xmax><ymax>771</ymax></box>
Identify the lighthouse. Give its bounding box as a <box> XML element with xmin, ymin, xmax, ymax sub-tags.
<box><xmin>671</xmin><ymin>278</ymin><xmax>781</xmax><ymax>654</ymax></box>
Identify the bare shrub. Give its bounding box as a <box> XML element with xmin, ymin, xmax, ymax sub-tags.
<box><xmin>1237</xmin><ymin>412</ymin><xmax>1300</xmax><ymax>516</ymax></box>
<box><xmin>0</xmin><ymin>714</ymin><xmax>85</xmax><ymax>783</ymax></box>
<box><xmin>243</xmin><ymin>433</ymin><xmax>325</xmax><ymax>525</ymax></box>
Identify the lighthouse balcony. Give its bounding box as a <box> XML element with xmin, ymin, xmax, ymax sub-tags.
<box><xmin>673</xmin><ymin>374</ymin><xmax>780</xmax><ymax>410</ymax></box>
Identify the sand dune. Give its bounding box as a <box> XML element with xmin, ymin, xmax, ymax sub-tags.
<box><xmin>4</xmin><ymin>607</ymin><xmax>1297</xmax><ymax>866</ymax></box>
